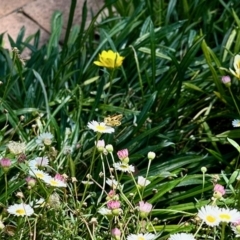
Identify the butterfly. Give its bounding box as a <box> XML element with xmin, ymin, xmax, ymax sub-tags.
<box><xmin>104</xmin><ymin>114</ymin><xmax>123</xmax><ymax>127</ymax></box>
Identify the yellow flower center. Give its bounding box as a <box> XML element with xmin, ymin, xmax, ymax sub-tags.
<box><xmin>43</xmin><ymin>138</ymin><xmax>52</xmax><ymax>145</ymax></box>
<box><xmin>206</xmin><ymin>215</ymin><xmax>217</xmax><ymax>223</ymax></box>
<box><xmin>36</xmin><ymin>173</ymin><xmax>44</xmax><ymax>179</ymax></box>
<box><xmin>219</xmin><ymin>213</ymin><xmax>231</xmax><ymax>221</ymax></box>
<box><xmin>16</xmin><ymin>209</ymin><xmax>25</xmax><ymax>215</ymax></box>
<box><xmin>50</xmin><ymin>179</ymin><xmax>58</xmax><ymax>186</ymax></box>
<box><xmin>137</xmin><ymin>237</ymin><xmax>145</xmax><ymax>240</ymax></box>
<box><xmin>96</xmin><ymin>125</ymin><xmax>107</xmax><ymax>132</ymax></box>
<box><xmin>120</xmin><ymin>164</ymin><xmax>128</xmax><ymax>169</ymax></box>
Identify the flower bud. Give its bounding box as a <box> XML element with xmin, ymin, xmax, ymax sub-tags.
<box><xmin>96</xmin><ymin>140</ymin><xmax>105</xmax><ymax>152</ymax></box>
<box><xmin>213</xmin><ymin>184</ymin><xmax>225</xmax><ymax>199</ymax></box>
<box><xmin>201</xmin><ymin>167</ymin><xmax>207</xmax><ymax>173</ymax></box>
<box><xmin>117</xmin><ymin>149</ymin><xmax>129</xmax><ymax>162</ymax></box>
<box><xmin>26</xmin><ymin>177</ymin><xmax>36</xmax><ymax>188</ymax></box>
<box><xmin>221</xmin><ymin>76</ymin><xmax>231</xmax><ymax>87</ymax></box>
<box><xmin>112</xmin><ymin>208</ymin><xmax>121</xmax><ymax>216</ymax></box>
<box><xmin>111</xmin><ymin>228</ymin><xmax>121</xmax><ymax>240</ymax></box>
<box><xmin>139</xmin><ymin>201</ymin><xmax>152</xmax><ymax>218</ymax></box>
<box><xmin>0</xmin><ymin>158</ymin><xmax>11</xmax><ymax>173</ymax></box>
<box><xmin>106</xmin><ymin>144</ymin><xmax>113</xmax><ymax>153</ymax></box>
<box><xmin>147</xmin><ymin>151</ymin><xmax>156</xmax><ymax>160</ymax></box>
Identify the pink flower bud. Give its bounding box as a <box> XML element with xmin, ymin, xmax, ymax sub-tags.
<box><xmin>214</xmin><ymin>184</ymin><xmax>225</xmax><ymax>196</ymax></box>
<box><xmin>96</xmin><ymin>140</ymin><xmax>105</xmax><ymax>152</ymax></box>
<box><xmin>107</xmin><ymin>200</ymin><xmax>121</xmax><ymax>210</ymax></box>
<box><xmin>117</xmin><ymin>149</ymin><xmax>129</xmax><ymax>163</ymax></box>
<box><xmin>111</xmin><ymin>228</ymin><xmax>121</xmax><ymax>240</ymax></box>
<box><xmin>0</xmin><ymin>158</ymin><xmax>11</xmax><ymax>173</ymax></box>
<box><xmin>54</xmin><ymin>173</ymin><xmax>65</xmax><ymax>182</ymax></box>
<box><xmin>26</xmin><ymin>177</ymin><xmax>36</xmax><ymax>187</ymax></box>
<box><xmin>221</xmin><ymin>76</ymin><xmax>231</xmax><ymax>87</ymax></box>
<box><xmin>106</xmin><ymin>190</ymin><xmax>119</xmax><ymax>201</ymax></box>
<box><xmin>117</xmin><ymin>149</ymin><xmax>128</xmax><ymax>159</ymax></box>
<box><xmin>139</xmin><ymin>201</ymin><xmax>152</xmax><ymax>218</ymax></box>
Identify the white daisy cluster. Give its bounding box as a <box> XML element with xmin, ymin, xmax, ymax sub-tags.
<box><xmin>28</xmin><ymin>157</ymin><xmax>67</xmax><ymax>188</ymax></box>
<box><xmin>198</xmin><ymin>205</ymin><xmax>240</xmax><ymax>227</ymax></box>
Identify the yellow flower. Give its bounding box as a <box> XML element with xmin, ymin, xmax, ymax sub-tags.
<box><xmin>230</xmin><ymin>54</ymin><xmax>240</xmax><ymax>79</ymax></box>
<box><xmin>94</xmin><ymin>50</ymin><xmax>124</xmax><ymax>69</ymax></box>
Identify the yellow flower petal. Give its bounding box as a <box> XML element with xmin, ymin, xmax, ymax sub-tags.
<box><xmin>94</xmin><ymin>50</ymin><xmax>124</xmax><ymax>69</ymax></box>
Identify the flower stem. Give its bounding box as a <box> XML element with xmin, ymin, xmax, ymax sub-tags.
<box><xmin>4</xmin><ymin>173</ymin><xmax>8</xmax><ymax>203</ymax></box>
<box><xmin>97</xmin><ymin>153</ymin><xmax>106</xmax><ymax>205</ymax></box>
<box><xmin>141</xmin><ymin>160</ymin><xmax>152</xmax><ymax>197</ymax></box>
<box><xmin>220</xmin><ymin>222</ymin><xmax>226</xmax><ymax>240</ymax></box>
<box><xmin>105</xmin><ymin>69</ymin><xmax>115</xmax><ymax>104</ymax></box>
<box><xmin>201</xmin><ymin>170</ymin><xmax>205</xmax><ymax>199</ymax></box>
<box><xmin>228</xmin><ymin>87</ymin><xmax>240</xmax><ymax>116</ymax></box>
<box><xmin>130</xmin><ymin>172</ymin><xmax>142</xmax><ymax>201</ymax></box>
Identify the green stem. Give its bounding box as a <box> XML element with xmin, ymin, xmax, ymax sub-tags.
<box><xmin>105</xmin><ymin>69</ymin><xmax>115</xmax><ymax>104</ymax></box>
<box><xmin>141</xmin><ymin>160</ymin><xmax>152</xmax><ymax>197</ymax></box>
<box><xmin>130</xmin><ymin>172</ymin><xmax>142</xmax><ymax>201</ymax></box>
<box><xmin>220</xmin><ymin>222</ymin><xmax>226</xmax><ymax>240</ymax></box>
<box><xmin>79</xmin><ymin>133</ymin><xmax>101</xmax><ymax>209</ymax></box>
<box><xmin>97</xmin><ymin>153</ymin><xmax>106</xmax><ymax>205</ymax></box>
<box><xmin>201</xmin><ymin>170</ymin><xmax>205</xmax><ymax>199</ymax></box>
<box><xmin>89</xmin><ymin>133</ymin><xmax>101</xmax><ymax>176</ymax></box>
<box><xmin>4</xmin><ymin>173</ymin><xmax>8</xmax><ymax>203</ymax></box>
<box><xmin>229</xmin><ymin>87</ymin><xmax>240</xmax><ymax>116</ymax></box>
<box><xmin>193</xmin><ymin>221</ymin><xmax>204</xmax><ymax>238</ymax></box>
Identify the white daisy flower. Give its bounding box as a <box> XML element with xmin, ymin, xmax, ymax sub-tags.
<box><xmin>36</xmin><ymin>132</ymin><xmax>54</xmax><ymax>146</ymax></box>
<box><xmin>98</xmin><ymin>207</ymin><xmax>112</xmax><ymax>216</ymax></box>
<box><xmin>81</xmin><ymin>181</ymin><xmax>94</xmax><ymax>185</ymax></box>
<box><xmin>43</xmin><ymin>177</ymin><xmax>67</xmax><ymax>187</ymax></box>
<box><xmin>231</xmin><ymin>223</ymin><xmax>240</xmax><ymax>237</ymax></box>
<box><xmin>113</xmin><ymin>162</ymin><xmax>135</xmax><ymax>173</ymax></box>
<box><xmin>232</xmin><ymin>119</ymin><xmax>240</xmax><ymax>127</ymax></box>
<box><xmin>168</xmin><ymin>233</ymin><xmax>196</xmax><ymax>240</ymax></box>
<box><xmin>137</xmin><ymin>176</ymin><xmax>151</xmax><ymax>187</ymax></box>
<box><xmin>218</xmin><ymin>208</ymin><xmax>240</xmax><ymax>223</ymax></box>
<box><xmin>106</xmin><ymin>178</ymin><xmax>122</xmax><ymax>189</ymax></box>
<box><xmin>29</xmin><ymin>169</ymin><xmax>50</xmax><ymax>181</ymax></box>
<box><xmin>87</xmin><ymin>120</ymin><xmax>115</xmax><ymax>133</ymax></box>
<box><xmin>127</xmin><ymin>233</ymin><xmax>157</xmax><ymax>240</ymax></box>
<box><xmin>7</xmin><ymin>203</ymin><xmax>34</xmax><ymax>216</ymax></box>
<box><xmin>29</xmin><ymin>157</ymin><xmax>49</xmax><ymax>170</ymax></box>
<box><xmin>30</xmin><ymin>198</ymin><xmax>45</xmax><ymax>208</ymax></box>
<box><xmin>198</xmin><ymin>205</ymin><xmax>220</xmax><ymax>226</ymax></box>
